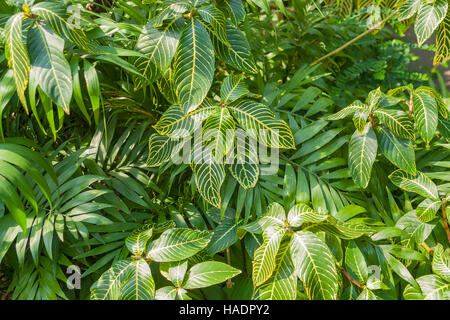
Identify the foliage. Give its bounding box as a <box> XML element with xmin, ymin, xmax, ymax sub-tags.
<box><xmin>0</xmin><ymin>0</ymin><xmax>449</xmax><ymax>301</ymax></box>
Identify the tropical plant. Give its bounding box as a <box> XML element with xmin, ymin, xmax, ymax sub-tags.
<box><xmin>0</xmin><ymin>0</ymin><xmax>449</xmax><ymax>301</ymax></box>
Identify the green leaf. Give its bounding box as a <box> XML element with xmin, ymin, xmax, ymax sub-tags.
<box><xmin>173</xmin><ymin>18</ymin><xmax>215</xmax><ymax>113</ymax></box>
<box><xmin>146</xmin><ymin>228</ymin><xmax>212</xmax><ymax>262</ymax></box>
<box><xmin>184</xmin><ymin>261</ymin><xmax>241</xmax><ymax>289</ymax></box>
<box><xmin>125</xmin><ymin>224</ymin><xmax>154</xmax><ymax>255</ymax></box>
<box><xmin>252</xmin><ymin>225</ymin><xmax>285</xmax><ymax>287</ymax></box>
<box><xmin>239</xmin><ymin>202</ymin><xmax>286</xmax><ymax>235</ymax></box>
<box><xmin>121</xmin><ymin>259</ymin><xmax>155</xmax><ymax>300</ymax></box>
<box><xmin>135</xmin><ymin>18</ymin><xmax>183</xmax><ymax>84</ymax></box>
<box><xmin>357</xmin><ymin>289</ymin><xmax>377</xmax><ymax>300</ymax></box>
<box><xmin>207</xmin><ymin>218</ymin><xmax>239</xmax><ymax>255</ymax></box>
<box><xmin>198</xmin><ymin>5</ymin><xmax>227</xmax><ymax>44</ymax></box>
<box><xmin>416</xmin><ymin>198</ymin><xmax>441</xmax><ymax>222</ymax></box>
<box><xmin>221</xmin><ymin>0</ymin><xmax>246</xmax><ymax>25</ymax></box>
<box><xmin>287</xmin><ymin>203</ymin><xmax>328</xmax><ymax>227</ymax></box>
<box><xmin>212</xmin><ymin>21</ymin><xmax>257</xmax><ymax>74</ymax></box>
<box><xmin>374</xmin><ymin>108</ymin><xmax>414</xmax><ymax>139</ymax></box>
<box><xmin>326</xmin><ymin>101</ymin><xmax>367</xmax><ymax>120</ymax></box>
<box><xmin>160</xmin><ymin>260</ymin><xmax>188</xmax><ymax>287</ymax></box>
<box><xmin>154</xmin><ymin>100</ymin><xmax>216</xmax><ymax>137</ymax></box>
<box><xmin>398</xmin><ymin>0</ymin><xmax>422</xmax><ymax>21</ymax></box>
<box><xmin>378</xmin><ymin>126</ymin><xmax>416</xmax><ymax>175</ymax></box>
<box><xmin>147</xmin><ymin>133</ymin><xmax>181</xmax><ymax>167</ymax></box>
<box><xmin>413</xmin><ymin>91</ymin><xmax>438</xmax><ymax>143</ymax></box>
<box><xmin>90</xmin><ymin>260</ymin><xmax>133</xmax><ymax>300</ymax></box>
<box><xmin>191</xmin><ymin>144</ymin><xmax>226</xmax><ymax>208</ymax></box>
<box><xmin>5</xmin><ymin>13</ymin><xmax>30</xmax><ymax>109</ymax></box>
<box><xmin>155</xmin><ymin>286</ymin><xmax>178</xmax><ymax>300</ymax></box>
<box><xmin>290</xmin><ymin>231</ymin><xmax>340</xmax><ymax>300</ymax></box>
<box><xmin>31</xmin><ymin>2</ymin><xmax>92</xmax><ymax>51</ymax></box>
<box><xmin>414</xmin><ymin>0</ymin><xmax>448</xmax><ymax>46</ymax></box>
<box><xmin>154</xmin><ymin>0</ymin><xmax>192</xmax><ymax>28</ymax></box>
<box><xmin>432</xmin><ymin>244</ymin><xmax>450</xmax><ymax>282</ymax></box>
<box><xmin>28</xmin><ymin>23</ymin><xmax>73</xmax><ymax>112</ymax></box>
<box><xmin>203</xmin><ymin>107</ymin><xmax>236</xmax><ymax>158</ymax></box>
<box><xmin>220</xmin><ymin>74</ymin><xmax>249</xmax><ymax>104</ymax></box>
<box><xmin>229</xmin><ymin>133</ymin><xmax>259</xmax><ymax>189</ymax></box>
<box><xmin>434</xmin><ymin>11</ymin><xmax>450</xmax><ymax>66</ymax></box>
<box><xmin>345</xmin><ymin>241</ymin><xmax>368</xmax><ymax>284</ymax></box>
<box><xmin>254</xmin><ymin>239</ymin><xmax>297</xmax><ymax>300</ymax></box>
<box><xmin>229</xmin><ymin>99</ymin><xmax>295</xmax><ymax>149</ymax></box>
<box><xmin>348</xmin><ymin>124</ymin><xmax>377</xmax><ymax>188</ymax></box>
<box><xmin>389</xmin><ymin>169</ymin><xmax>439</xmax><ymax>200</ymax></box>
<box><xmin>416</xmin><ymin>275</ymin><xmax>450</xmax><ymax>299</ymax></box>
<box><xmin>352</xmin><ymin>110</ymin><xmax>369</xmax><ymax>135</ymax></box>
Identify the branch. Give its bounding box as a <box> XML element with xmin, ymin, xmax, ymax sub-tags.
<box><xmin>442</xmin><ymin>198</ymin><xmax>450</xmax><ymax>244</ymax></box>
<box><xmin>339</xmin><ymin>266</ymin><xmax>365</xmax><ymax>289</ymax></box>
<box><xmin>311</xmin><ymin>12</ymin><xmax>396</xmax><ymax>66</ymax></box>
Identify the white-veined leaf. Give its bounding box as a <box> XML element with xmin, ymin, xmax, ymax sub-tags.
<box><xmin>252</xmin><ymin>225</ymin><xmax>285</xmax><ymax>287</ymax></box>
<box><xmin>287</xmin><ymin>203</ymin><xmax>328</xmax><ymax>227</ymax></box>
<box><xmin>434</xmin><ymin>11</ymin><xmax>450</xmax><ymax>66</ymax></box>
<box><xmin>378</xmin><ymin>126</ymin><xmax>416</xmax><ymax>175</ymax></box>
<box><xmin>220</xmin><ymin>74</ymin><xmax>249</xmax><ymax>103</ymax></box>
<box><xmin>432</xmin><ymin>244</ymin><xmax>450</xmax><ymax>282</ymax></box>
<box><xmin>146</xmin><ymin>228</ymin><xmax>212</xmax><ymax>262</ymax></box>
<box><xmin>414</xmin><ymin>0</ymin><xmax>448</xmax><ymax>46</ymax></box>
<box><xmin>28</xmin><ymin>23</ymin><xmax>73</xmax><ymax>112</ymax></box>
<box><xmin>135</xmin><ymin>18</ymin><xmax>183</xmax><ymax>84</ymax></box>
<box><xmin>173</xmin><ymin>18</ymin><xmax>215</xmax><ymax>113</ymax></box>
<box><xmin>413</xmin><ymin>91</ymin><xmax>439</xmax><ymax>143</ymax></box>
<box><xmin>416</xmin><ymin>198</ymin><xmax>441</xmax><ymax>223</ymax></box>
<box><xmin>290</xmin><ymin>231</ymin><xmax>340</xmax><ymax>300</ymax></box>
<box><xmin>228</xmin><ymin>99</ymin><xmax>295</xmax><ymax>149</ymax></box>
<box><xmin>374</xmin><ymin>108</ymin><xmax>414</xmax><ymax>139</ymax></box>
<box><xmin>348</xmin><ymin>124</ymin><xmax>377</xmax><ymax>188</ymax></box>
<box><xmin>183</xmin><ymin>261</ymin><xmax>241</xmax><ymax>289</ymax></box>
<box><xmin>121</xmin><ymin>259</ymin><xmax>155</xmax><ymax>300</ymax></box>
<box><xmin>389</xmin><ymin>169</ymin><xmax>439</xmax><ymax>200</ymax></box>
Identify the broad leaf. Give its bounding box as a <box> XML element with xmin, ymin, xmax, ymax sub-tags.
<box><xmin>254</xmin><ymin>239</ymin><xmax>297</xmax><ymax>300</ymax></box>
<box><xmin>173</xmin><ymin>18</ymin><xmax>215</xmax><ymax>113</ymax></box>
<box><xmin>252</xmin><ymin>225</ymin><xmax>285</xmax><ymax>287</ymax></box>
<box><xmin>413</xmin><ymin>91</ymin><xmax>438</xmax><ymax>143</ymax></box>
<box><xmin>348</xmin><ymin>124</ymin><xmax>377</xmax><ymax>188</ymax></box>
<box><xmin>220</xmin><ymin>74</ymin><xmax>249</xmax><ymax>103</ymax></box>
<box><xmin>90</xmin><ymin>260</ymin><xmax>133</xmax><ymax>300</ymax></box>
<box><xmin>121</xmin><ymin>259</ymin><xmax>155</xmax><ymax>300</ymax></box>
<box><xmin>229</xmin><ymin>99</ymin><xmax>295</xmax><ymax>149</ymax></box>
<box><xmin>378</xmin><ymin>126</ymin><xmax>416</xmax><ymax>175</ymax></box>
<box><xmin>135</xmin><ymin>18</ymin><xmax>183</xmax><ymax>84</ymax></box>
<box><xmin>5</xmin><ymin>13</ymin><xmax>30</xmax><ymax>109</ymax></box>
<box><xmin>287</xmin><ymin>203</ymin><xmax>328</xmax><ymax>227</ymax></box>
<box><xmin>345</xmin><ymin>241</ymin><xmax>368</xmax><ymax>284</ymax></box>
<box><xmin>146</xmin><ymin>228</ymin><xmax>212</xmax><ymax>262</ymax></box>
<box><xmin>432</xmin><ymin>244</ymin><xmax>450</xmax><ymax>282</ymax></box>
<box><xmin>290</xmin><ymin>231</ymin><xmax>340</xmax><ymax>300</ymax></box>
<box><xmin>416</xmin><ymin>198</ymin><xmax>441</xmax><ymax>223</ymax></box>
<box><xmin>414</xmin><ymin>0</ymin><xmax>448</xmax><ymax>46</ymax></box>
<box><xmin>434</xmin><ymin>11</ymin><xmax>450</xmax><ymax>66</ymax></box>
<box><xmin>183</xmin><ymin>261</ymin><xmax>241</xmax><ymax>289</ymax></box>
<box><xmin>28</xmin><ymin>23</ymin><xmax>73</xmax><ymax>112</ymax></box>
<box><xmin>374</xmin><ymin>108</ymin><xmax>414</xmax><ymax>139</ymax></box>
<box><xmin>389</xmin><ymin>169</ymin><xmax>439</xmax><ymax>200</ymax></box>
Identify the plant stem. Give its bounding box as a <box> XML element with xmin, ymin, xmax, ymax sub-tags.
<box><xmin>339</xmin><ymin>266</ymin><xmax>365</xmax><ymax>289</ymax></box>
<box><xmin>226</xmin><ymin>248</ymin><xmax>234</xmax><ymax>288</ymax></box>
<box><xmin>104</xmin><ymin>104</ymin><xmax>156</xmax><ymax>120</ymax></box>
<box><xmin>420</xmin><ymin>242</ymin><xmax>433</xmax><ymax>255</ymax></box>
<box><xmin>442</xmin><ymin>198</ymin><xmax>450</xmax><ymax>244</ymax></box>
<box><xmin>311</xmin><ymin>12</ymin><xmax>396</xmax><ymax>66</ymax></box>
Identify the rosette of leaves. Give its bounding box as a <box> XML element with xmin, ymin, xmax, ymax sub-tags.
<box><xmin>90</xmin><ymin>222</ymin><xmax>240</xmax><ymax>300</ymax></box>
<box><xmin>147</xmin><ymin>74</ymin><xmax>295</xmax><ymax>208</ymax></box>
<box><xmin>133</xmin><ymin>0</ymin><xmax>257</xmax><ymax>112</ymax></box>
<box><xmin>389</xmin><ymin>168</ymin><xmax>449</xmax><ymax>230</ymax></box>
<box><xmin>237</xmin><ymin>202</ymin><xmax>375</xmax><ymax>300</ymax></box>
<box><xmin>327</xmin><ymin>85</ymin><xmax>446</xmax><ymax>189</ymax></box>
<box><xmin>403</xmin><ymin>244</ymin><xmax>450</xmax><ymax>299</ymax></box>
